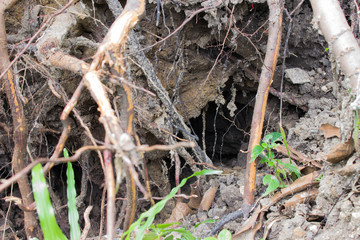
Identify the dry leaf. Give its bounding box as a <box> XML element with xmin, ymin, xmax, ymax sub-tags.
<box><xmin>326</xmin><ymin>138</ymin><xmax>355</xmax><ymax>164</ymax></box>
<box><xmin>300</xmin><ymin>166</ymin><xmax>315</xmax><ymax>175</ymax></box>
<box><xmin>280</xmin><ymin>189</ymin><xmax>318</xmax><ymax>214</ymax></box>
<box><xmin>275</xmin><ymin>145</ymin><xmax>322</xmax><ymax>169</ymax></box>
<box><xmin>319</xmin><ymin>123</ymin><xmax>340</xmax><ymax>139</ymax></box>
<box><xmin>337</xmin><ymin>162</ymin><xmax>360</xmax><ymax>175</ymax></box>
<box><xmin>233</xmin><ymin>172</ymin><xmax>320</xmax><ymax>239</ymax></box>
<box><xmin>199</xmin><ymin>185</ymin><xmax>218</xmax><ymax>211</ymax></box>
<box><xmin>187</xmin><ymin>182</ymin><xmax>202</xmax><ymax>210</ymax></box>
<box><xmin>164</xmin><ymin>202</ymin><xmax>193</xmax><ymax>224</ymax></box>
<box><xmin>307</xmin><ymin>209</ymin><xmax>325</xmax><ymax>221</ymax></box>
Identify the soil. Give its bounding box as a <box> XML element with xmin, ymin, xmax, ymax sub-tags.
<box><xmin>0</xmin><ymin>0</ymin><xmax>360</xmax><ymax>239</ymax></box>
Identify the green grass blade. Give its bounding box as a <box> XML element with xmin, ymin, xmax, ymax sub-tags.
<box><xmin>67</xmin><ymin>161</ymin><xmax>81</xmax><ymax>240</ymax></box>
<box><xmin>280</xmin><ymin>127</ymin><xmax>292</xmax><ymax>164</ymax></box>
<box><xmin>31</xmin><ymin>163</ymin><xmax>68</xmax><ymax>240</ymax></box>
<box><xmin>64</xmin><ymin>149</ymin><xmax>81</xmax><ymax>240</ymax></box>
<box><xmin>122</xmin><ymin>169</ymin><xmax>222</xmax><ymax>240</ymax></box>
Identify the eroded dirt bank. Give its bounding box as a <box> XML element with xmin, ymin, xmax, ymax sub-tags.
<box><xmin>0</xmin><ymin>0</ymin><xmax>359</xmax><ymax>239</ymax></box>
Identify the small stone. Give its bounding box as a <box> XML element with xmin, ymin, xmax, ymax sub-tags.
<box><xmin>351</xmin><ymin>211</ymin><xmax>360</xmax><ymax>224</ymax></box>
<box><xmin>226</xmin><ymin>175</ymin><xmax>234</xmax><ymax>185</ymax></box>
<box><xmin>285</xmin><ymin>68</ymin><xmax>311</xmax><ymax>84</ymax></box>
<box><xmin>197</xmin><ymin>211</ymin><xmax>208</xmax><ymax>222</ymax></box>
<box><xmin>193</xmin><ymin>223</ymin><xmax>211</xmax><ymax>238</ymax></box>
<box><xmin>208</xmin><ymin>206</ymin><xmax>227</xmax><ymax>219</ymax></box>
<box><xmin>308</xmin><ymin>70</ymin><xmax>316</xmax><ymax>76</ymax></box>
<box><xmin>293</xmin><ymin>227</ymin><xmax>306</xmax><ymax>238</ymax></box>
<box><xmin>321</xmin><ymin>85</ymin><xmax>328</xmax><ymax>92</ymax></box>
<box><xmin>220</xmin><ymin>184</ymin><xmax>242</xmax><ymax>206</ymax></box>
<box><xmin>309</xmin><ymin>224</ymin><xmax>318</xmax><ymax>233</ymax></box>
<box><xmin>299</xmin><ymin>82</ymin><xmax>312</xmax><ymax>94</ymax></box>
<box><xmin>239</xmin><ymin>185</ymin><xmax>244</xmax><ymax>195</ymax></box>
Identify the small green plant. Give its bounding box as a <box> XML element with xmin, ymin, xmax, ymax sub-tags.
<box><xmin>204</xmin><ymin>229</ymin><xmax>232</xmax><ymax>240</ymax></box>
<box><xmin>315</xmin><ymin>173</ymin><xmax>324</xmax><ymax>182</ymax></box>
<box><xmin>31</xmin><ymin>148</ymin><xmax>80</xmax><ymax>240</ymax></box>
<box><xmin>139</xmin><ymin>220</ymin><xmax>230</xmax><ymax>240</ymax></box>
<box><xmin>251</xmin><ymin>132</ymin><xmax>301</xmax><ymax>196</ymax></box>
<box><xmin>64</xmin><ymin>149</ymin><xmax>81</xmax><ymax>240</ymax></box>
<box><xmin>122</xmin><ymin>169</ymin><xmax>228</xmax><ymax>240</ymax></box>
<box><xmin>32</xmin><ymin>155</ymin><xmax>226</xmax><ymax>240</ymax></box>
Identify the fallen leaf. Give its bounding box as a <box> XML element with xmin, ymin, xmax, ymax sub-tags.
<box><xmin>326</xmin><ymin>138</ymin><xmax>355</xmax><ymax>164</ymax></box>
<box><xmin>300</xmin><ymin>166</ymin><xmax>315</xmax><ymax>175</ymax></box>
<box><xmin>319</xmin><ymin>123</ymin><xmax>340</xmax><ymax>139</ymax></box>
<box><xmin>280</xmin><ymin>188</ymin><xmax>318</xmax><ymax>214</ymax></box>
<box><xmin>233</xmin><ymin>171</ymin><xmax>320</xmax><ymax>239</ymax></box>
<box><xmin>199</xmin><ymin>185</ymin><xmax>218</xmax><ymax>211</ymax></box>
<box><xmin>337</xmin><ymin>162</ymin><xmax>360</xmax><ymax>175</ymax></box>
<box><xmin>307</xmin><ymin>209</ymin><xmax>325</xmax><ymax>221</ymax></box>
<box><xmin>164</xmin><ymin>202</ymin><xmax>193</xmax><ymax>224</ymax></box>
<box><xmin>187</xmin><ymin>181</ymin><xmax>202</xmax><ymax>210</ymax></box>
<box><xmin>275</xmin><ymin>145</ymin><xmax>322</xmax><ymax>169</ymax></box>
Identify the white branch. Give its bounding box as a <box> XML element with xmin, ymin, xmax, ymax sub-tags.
<box><xmin>310</xmin><ymin>0</ymin><xmax>360</xmax><ymax>108</ymax></box>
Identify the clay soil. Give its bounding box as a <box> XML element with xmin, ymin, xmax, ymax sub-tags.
<box><xmin>1</xmin><ymin>0</ymin><xmax>360</xmax><ymax>239</ymax></box>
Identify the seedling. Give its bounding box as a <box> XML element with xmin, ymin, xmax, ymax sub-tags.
<box><xmin>251</xmin><ymin>132</ymin><xmax>301</xmax><ymax>196</ymax></box>
<box><xmin>122</xmin><ymin>169</ymin><xmax>223</xmax><ymax>240</ymax></box>
<box><xmin>31</xmin><ymin>148</ymin><xmax>80</xmax><ymax>240</ymax></box>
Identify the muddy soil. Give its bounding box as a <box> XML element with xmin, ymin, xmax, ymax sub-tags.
<box><xmin>0</xmin><ymin>0</ymin><xmax>359</xmax><ymax>239</ymax></box>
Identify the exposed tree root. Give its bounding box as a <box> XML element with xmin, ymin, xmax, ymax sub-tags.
<box><xmin>242</xmin><ymin>0</ymin><xmax>284</xmax><ymax>214</ymax></box>
<box><xmin>0</xmin><ymin>0</ymin><xmax>39</xmax><ymax>237</ymax></box>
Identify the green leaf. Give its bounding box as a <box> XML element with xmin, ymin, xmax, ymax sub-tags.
<box><xmin>122</xmin><ymin>169</ymin><xmax>221</xmax><ymax>240</ymax></box>
<box><xmin>63</xmin><ymin>148</ymin><xmax>69</xmax><ymax>158</ymax></box>
<box><xmin>164</xmin><ymin>235</ymin><xmax>174</xmax><ymax>240</ymax></box>
<box><xmin>267</xmin><ymin>157</ymin><xmax>276</xmax><ymax>167</ymax></box>
<box><xmin>268</xmin><ymin>151</ymin><xmax>275</xmax><ymax>161</ymax></box>
<box><xmin>315</xmin><ymin>174</ymin><xmax>323</xmax><ymax>182</ymax></box>
<box><xmin>251</xmin><ymin>145</ymin><xmax>264</xmax><ymax>162</ymax></box>
<box><xmin>262</xmin><ymin>175</ymin><xmax>279</xmax><ymax>197</ymax></box>
<box><xmin>194</xmin><ymin>219</ymin><xmax>217</xmax><ymax>228</ymax></box>
<box><xmin>197</xmin><ymin>169</ymin><xmax>223</xmax><ymax>176</ymax></box>
<box><xmin>170</xmin><ymin>229</ymin><xmax>196</xmax><ymax>240</ymax></box>
<box><xmin>263</xmin><ymin>132</ymin><xmax>282</xmax><ymax>144</ymax></box>
<box><xmin>143</xmin><ymin>232</ymin><xmax>158</xmax><ymax>240</ymax></box>
<box><xmin>260</xmin><ymin>158</ymin><xmax>268</xmax><ymax>164</ymax></box>
<box><xmin>218</xmin><ymin>229</ymin><xmax>232</xmax><ymax>240</ymax></box>
<box><xmin>31</xmin><ymin>164</ymin><xmax>68</xmax><ymax>240</ymax></box>
<box><xmin>280</xmin><ymin>127</ymin><xmax>293</xmax><ymax>164</ymax></box>
<box><xmin>66</xmin><ymin>161</ymin><xmax>81</xmax><ymax>240</ymax></box>
<box><xmin>156</xmin><ymin>222</ymin><xmax>181</xmax><ymax>229</ymax></box>
<box><xmin>279</xmin><ymin>161</ymin><xmax>301</xmax><ymax>178</ymax></box>
<box><xmin>279</xmin><ymin>169</ymin><xmax>288</xmax><ymax>181</ymax></box>
<box><xmin>203</xmin><ymin>238</ymin><xmax>217</xmax><ymax>240</ymax></box>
